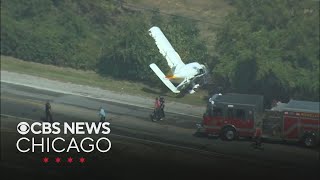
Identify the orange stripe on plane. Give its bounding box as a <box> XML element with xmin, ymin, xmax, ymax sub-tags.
<box><xmin>165</xmin><ymin>75</ymin><xmax>176</xmax><ymax>79</ymax></box>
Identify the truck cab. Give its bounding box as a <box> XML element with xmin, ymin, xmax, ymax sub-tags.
<box><xmin>199</xmin><ymin>93</ymin><xmax>264</xmax><ymax>140</ymax></box>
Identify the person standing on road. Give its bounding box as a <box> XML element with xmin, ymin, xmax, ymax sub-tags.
<box><xmin>98</xmin><ymin>107</ymin><xmax>106</xmax><ymax>122</ymax></box>
<box><xmin>154</xmin><ymin>97</ymin><xmax>161</xmax><ymax>120</ymax></box>
<box><xmin>253</xmin><ymin>126</ymin><xmax>263</xmax><ymax>149</ymax></box>
<box><xmin>45</xmin><ymin>101</ymin><xmax>53</xmax><ymax>123</ymax></box>
<box><xmin>159</xmin><ymin>96</ymin><xmax>165</xmax><ymax>120</ymax></box>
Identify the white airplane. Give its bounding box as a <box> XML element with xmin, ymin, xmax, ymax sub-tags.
<box><xmin>148</xmin><ymin>26</ymin><xmax>209</xmax><ymax>94</ymax></box>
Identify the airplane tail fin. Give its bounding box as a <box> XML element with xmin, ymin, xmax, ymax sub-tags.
<box><xmin>149</xmin><ymin>63</ymin><xmax>180</xmax><ymax>93</ymax></box>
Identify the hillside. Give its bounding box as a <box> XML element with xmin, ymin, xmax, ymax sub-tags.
<box><xmin>1</xmin><ymin>0</ymin><xmax>319</xmax><ymax>104</ymax></box>
<box><xmin>124</xmin><ymin>0</ymin><xmax>234</xmax><ymax>53</ymax></box>
<box><xmin>1</xmin><ymin>0</ymin><xmax>215</xmax><ymax>82</ymax></box>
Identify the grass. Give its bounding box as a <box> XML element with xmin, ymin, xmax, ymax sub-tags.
<box><xmin>1</xmin><ymin>1</ymin><xmax>233</xmax><ymax>106</ymax></box>
<box><xmin>125</xmin><ymin>0</ymin><xmax>234</xmax><ymax>53</ymax></box>
<box><xmin>1</xmin><ymin>55</ymin><xmax>208</xmax><ymax>106</ymax></box>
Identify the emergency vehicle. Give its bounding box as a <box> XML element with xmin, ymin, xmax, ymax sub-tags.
<box><xmin>197</xmin><ymin>93</ymin><xmax>320</xmax><ymax>147</ymax></box>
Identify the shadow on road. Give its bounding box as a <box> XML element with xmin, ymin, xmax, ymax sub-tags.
<box><xmin>193</xmin><ymin>131</ymin><xmax>319</xmax><ymax>151</ymax></box>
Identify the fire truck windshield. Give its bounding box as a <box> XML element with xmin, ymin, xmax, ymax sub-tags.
<box><xmin>208</xmin><ymin>107</ymin><xmax>223</xmax><ymax>117</ymax></box>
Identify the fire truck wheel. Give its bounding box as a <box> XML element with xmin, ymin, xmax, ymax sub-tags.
<box><xmin>303</xmin><ymin>134</ymin><xmax>316</xmax><ymax>147</ymax></box>
<box><xmin>223</xmin><ymin>127</ymin><xmax>236</xmax><ymax>141</ymax></box>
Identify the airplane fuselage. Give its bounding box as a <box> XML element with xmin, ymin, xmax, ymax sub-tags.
<box><xmin>169</xmin><ymin>62</ymin><xmax>206</xmax><ymax>84</ymax></box>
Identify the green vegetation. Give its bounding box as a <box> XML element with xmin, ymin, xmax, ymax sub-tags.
<box><xmin>1</xmin><ymin>55</ymin><xmax>208</xmax><ymax>106</ymax></box>
<box><xmin>213</xmin><ymin>0</ymin><xmax>319</xmax><ymax>105</ymax></box>
<box><xmin>1</xmin><ymin>0</ymin><xmax>319</xmax><ymax>106</ymax></box>
<box><xmin>1</xmin><ymin>0</ymin><xmax>207</xmax><ymax>83</ymax></box>
<box><xmin>124</xmin><ymin>0</ymin><xmax>234</xmax><ymax>54</ymax></box>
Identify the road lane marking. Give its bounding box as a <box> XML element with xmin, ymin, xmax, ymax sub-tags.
<box><xmin>1</xmin><ymin>113</ymin><xmax>38</xmax><ymax>123</ymax></box>
<box><xmin>0</xmin><ymin>113</ymin><xmax>302</xmax><ymax>169</ymax></box>
<box><xmin>1</xmin><ymin>96</ymin><xmax>44</xmax><ymax>107</ymax></box>
<box><xmin>1</xmin><ymin>80</ymin><xmax>202</xmax><ymax>118</ymax></box>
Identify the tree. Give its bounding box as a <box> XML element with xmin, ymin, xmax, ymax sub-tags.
<box><xmin>214</xmin><ymin>0</ymin><xmax>319</xmax><ymax>103</ymax></box>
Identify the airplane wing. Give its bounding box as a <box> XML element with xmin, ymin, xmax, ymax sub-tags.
<box><xmin>149</xmin><ymin>26</ymin><xmax>185</xmax><ymax>72</ymax></box>
<box><xmin>149</xmin><ymin>63</ymin><xmax>180</xmax><ymax>93</ymax></box>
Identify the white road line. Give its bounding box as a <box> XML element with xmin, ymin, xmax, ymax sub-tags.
<box><xmin>1</xmin><ymin>80</ymin><xmax>202</xmax><ymax>118</ymax></box>
<box><xmin>1</xmin><ymin>113</ymin><xmax>263</xmax><ymax>165</ymax></box>
<box><xmin>110</xmin><ymin>133</ymin><xmax>243</xmax><ymax>160</ymax></box>
<box><xmin>1</xmin><ymin>113</ymin><xmax>216</xmax><ymax>155</ymax></box>
<box><xmin>0</xmin><ymin>114</ymin><xmax>255</xmax><ymax>164</ymax></box>
<box><xmin>1</xmin><ymin>113</ymin><xmax>38</xmax><ymax>122</ymax></box>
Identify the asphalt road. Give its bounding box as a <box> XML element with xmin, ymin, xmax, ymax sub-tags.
<box><xmin>1</xmin><ymin>82</ymin><xmax>319</xmax><ymax>179</ymax></box>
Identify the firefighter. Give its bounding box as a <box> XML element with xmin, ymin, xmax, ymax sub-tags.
<box><xmin>253</xmin><ymin>126</ymin><xmax>263</xmax><ymax>150</ymax></box>
<box><xmin>45</xmin><ymin>101</ymin><xmax>53</xmax><ymax>123</ymax></box>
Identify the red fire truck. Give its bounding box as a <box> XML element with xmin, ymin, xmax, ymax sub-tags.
<box><xmin>197</xmin><ymin>93</ymin><xmax>320</xmax><ymax>147</ymax></box>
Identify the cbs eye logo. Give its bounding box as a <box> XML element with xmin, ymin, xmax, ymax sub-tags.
<box><xmin>17</xmin><ymin>122</ymin><xmax>30</xmax><ymax>135</ymax></box>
